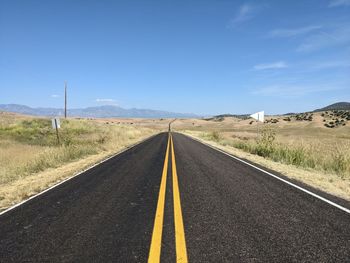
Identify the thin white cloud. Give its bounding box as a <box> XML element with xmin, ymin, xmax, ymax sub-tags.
<box><xmin>251</xmin><ymin>84</ymin><xmax>343</xmax><ymax>97</ymax></box>
<box><xmin>253</xmin><ymin>61</ymin><xmax>288</xmax><ymax>70</ymax></box>
<box><xmin>51</xmin><ymin>94</ymin><xmax>60</xmax><ymax>98</ymax></box>
<box><xmin>268</xmin><ymin>25</ymin><xmax>322</xmax><ymax>38</ymax></box>
<box><xmin>297</xmin><ymin>24</ymin><xmax>350</xmax><ymax>52</ymax></box>
<box><xmin>229</xmin><ymin>3</ymin><xmax>261</xmax><ymax>27</ymax></box>
<box><xmin>95</xmin><ymin>98</ymin><xmax>118</xmax><ymax>105</ymax></box>
<box><xmin>96</xmin><ymin>98</ymin><xmax>115</xmax><ymax>102</ymax></box>
<box><xmin>329</xmin><ymin>0</ymin><xmax>350</xmax><ymax>7</ymax></box>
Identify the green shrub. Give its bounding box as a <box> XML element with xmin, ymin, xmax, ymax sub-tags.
<box><xmin>210</xmin><ymin>131</ymin><xmax>221</xmax><ymax>142</ymax></box>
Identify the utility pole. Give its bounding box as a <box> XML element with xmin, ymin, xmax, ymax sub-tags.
<box><xmin>64</xmin><ymin>81</ymin><xmax>67</xmax><ymax>119</ymax></box>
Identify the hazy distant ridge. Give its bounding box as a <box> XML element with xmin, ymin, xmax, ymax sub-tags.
<box><xmin>1</xmin><ymin>102</ymin><xmax>349</xmax><ymax>118</ymax></box>
<box><xmin>0</xmin><ymin>104</ymin><xmax>197</xmax><ymax>118</ymax></box>
<box><xmin>212</xmin><ymin>102</ymin><xmax>350</xmax><ymax>118</ymax></box>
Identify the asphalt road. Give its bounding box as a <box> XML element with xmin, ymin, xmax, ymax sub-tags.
<box><xmin>0</xmin><ymin>132</ymin><xmax>349</xmax><ymax>262</ymax></box>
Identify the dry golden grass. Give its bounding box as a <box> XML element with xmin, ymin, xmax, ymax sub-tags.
<box><xmin>0</xmin><ymin>113</ymin><xmax>158</xmax><ymax>211</ymax></box>
<box><xmin>0</xmin><ymin>141</ymin><xmax>44</xmax><ymax>184</ymax></box>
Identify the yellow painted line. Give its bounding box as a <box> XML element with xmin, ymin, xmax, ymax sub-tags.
<box><xmin>170</xmin><ymin>134</ymin><xmax>188</xmax><ymax>263</ymax></box>
<box><xmin>148</xmin><ymin>134</ymin><xmax>170</xmax><ymax>263</ymax></box>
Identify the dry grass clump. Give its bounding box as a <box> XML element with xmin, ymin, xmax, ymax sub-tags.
<box><xmin>208</xmin><ymin>131</ymin><xmax>222</xmax><ymax>142</ymax></box>
<box><xmin>0</xmin><ymin>117</ymin><xmax>155</xmax><ymax>185</ymax></box>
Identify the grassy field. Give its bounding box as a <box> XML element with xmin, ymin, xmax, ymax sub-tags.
<box><xmin>1</xmin><ymin>110</ymin><xmax>349</xmax><ymax>209</ymax></box>
<box><xmin>172</xmin><ymin>112</ymin><xmax>350</xmax><ymax>200</ymax></box>
<box><xmin>0</xmin><ymin>112</ymin><xmax>157</xmax><ymax>210</ymax></box>
<box><xmin>200</xmin><ymin>127</ymin><xmax>350</xmax><ymax>178</ymax></box>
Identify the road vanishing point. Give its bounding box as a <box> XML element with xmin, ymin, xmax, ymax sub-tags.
<box><xmin>0</xmin><ymin>132</ymin><xmax>349</xmax><ymax>262</ymax></box>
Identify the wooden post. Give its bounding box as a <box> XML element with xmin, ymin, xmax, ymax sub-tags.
<box><xmin>64</xmin><ymin>81</ymin><xmax>67</xmax><ymax>119</ymax></box>
<box><xmin>55</xmin><ymin>119</ymin><xmax>60</xmax><ymax>145</ymax></box>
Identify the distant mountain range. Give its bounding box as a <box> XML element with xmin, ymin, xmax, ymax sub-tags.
<box><xmin>0</xmin><ymin>104</ymin><xmax>198</xmax><ymax>118</ymax></box>
<box><xmin>313</xmin><ymin>102</ymin><xmax>350</xmax><ymax>112</ymax></box>
<box><xmin>1</xmin><ymin>102</ymin><xmax>349</xmax><ymax>119</ymax></box>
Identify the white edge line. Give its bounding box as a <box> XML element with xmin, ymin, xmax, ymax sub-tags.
<box><xmin>181</xmin><ymin>133</ymin><xmax>350</xmax><ymax>215</ymax></box>
<box><xmin>0</xmin><ymin>133</ymin><xmax>160</xmax><ymax>216</ymax></box>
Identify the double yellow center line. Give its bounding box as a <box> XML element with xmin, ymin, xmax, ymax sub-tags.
<box><xmin>148</xmin><ymin>133</ymin><xmax>188</xmax><ymax>263</ymax></box>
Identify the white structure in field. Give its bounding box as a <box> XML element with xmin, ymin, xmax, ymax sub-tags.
<box><xmin>250</xmin><ymin>111</ymin><xmax>264</xmax><ymax>123</ymax></box>
<box><xmin>51</xmin><ymin>118</ymin><xmax>61</xmax><ymax>129</ymax></box>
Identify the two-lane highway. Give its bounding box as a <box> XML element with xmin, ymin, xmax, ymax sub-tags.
<box><xmin>0</xmin><ymin>132</ymin><xmax>349</xmax><ymax>262</ymax></box>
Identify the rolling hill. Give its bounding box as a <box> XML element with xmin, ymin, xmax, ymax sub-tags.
<box><xmin>314</xmin><ymin>102</ymin><xmax>350</xmax><ymax>112</ymax></box>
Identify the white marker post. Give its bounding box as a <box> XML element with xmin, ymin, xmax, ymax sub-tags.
<box><xmin>250</xmin><ymin>111</ymin><xmax>264</xmax><ymax>138</ymax></box>
<box><xmin>51</xmin><ymin>118</ymin><xmax>61</xmax><ymax>145</ymax></box>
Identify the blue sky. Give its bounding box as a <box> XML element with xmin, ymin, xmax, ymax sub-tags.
<box><xmin>1</xmin><ymin>0</ymin><xmax>349</xmax><ymax>115</ymax></box>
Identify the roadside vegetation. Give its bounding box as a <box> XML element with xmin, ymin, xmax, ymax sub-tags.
<box><xmin>0</xmin><ymin>117</ymin><xmax>155</xmax><ymax>184</ymax></box>
<box><xmin>0</xmin><ymin>113</ymin><xmax>156</xmax><ymax>210</ymax></box>
<box><xmin>202</xmin><ymin>127</ymin><xmax>350</xmax><ymax>178</ymax></box>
